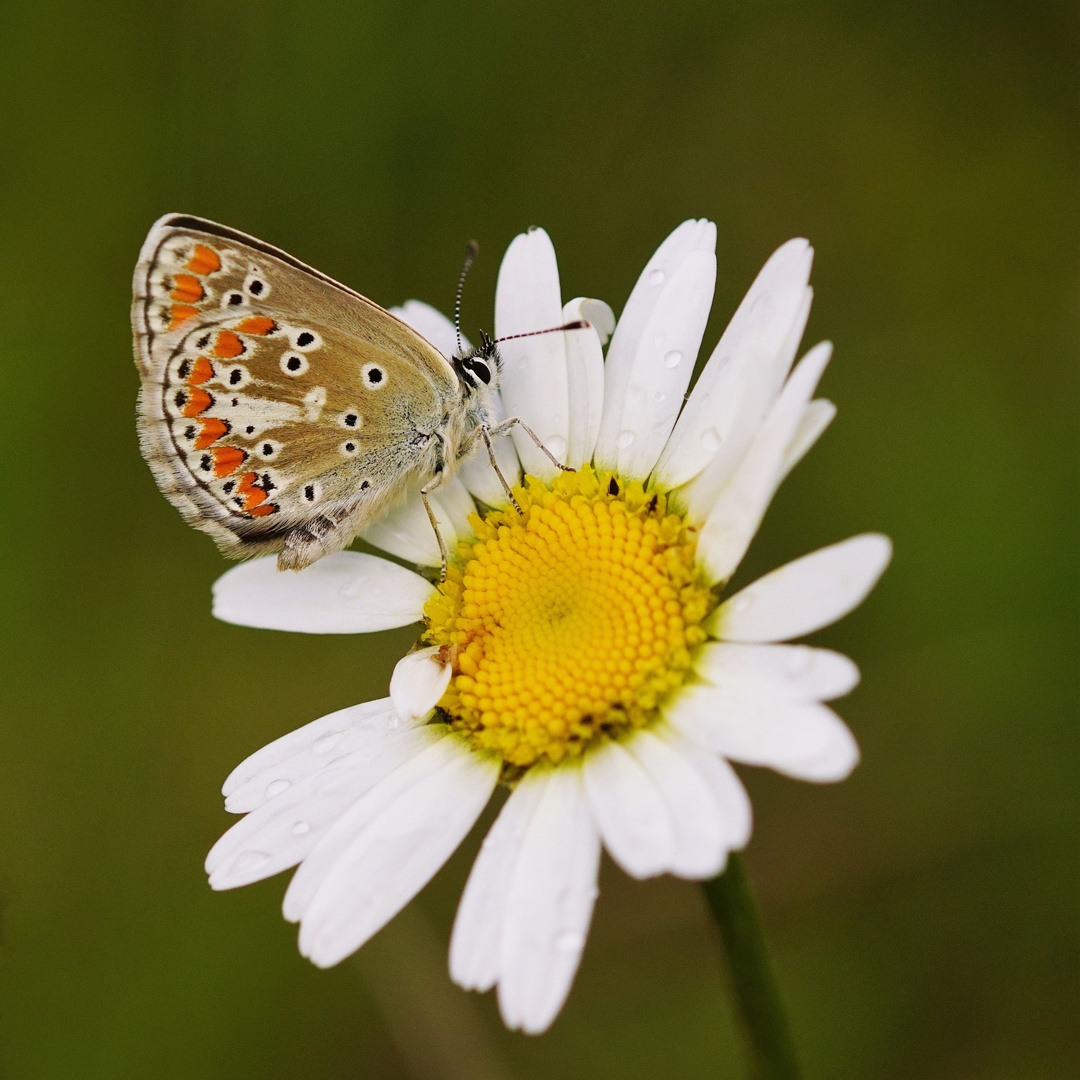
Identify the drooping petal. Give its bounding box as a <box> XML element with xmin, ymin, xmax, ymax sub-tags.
<box><xmin>206</xmin><ymin>724</ymin><xmax>445</xmax><ymax>889</ymax></box>
<box><xmin>694</xmin><ymin>642</ymin><xmax>860</xmax><ymax>701</ymax></box>
<box><xmin>362</xmin><ymin>485</ymin><xmax>459</xmax><ymax>568</ymax></box>
<box><xmin>222</xmin><ymin>698</ymin><xmax>415</xmax><ymax>813</ymax></box>
<box><xmin>562</xmin><ymin>298</ymin><xmax>609</xmax><ymax>469</ymax></box>
<box><xmin>389</xmin><ymin>645</ymin><xmax>453</xmax><ymax>722</ymax></box>
<box><xmin>450</xmin><ymin>774</ymin><xmax>547</xmax><ymax>993</ymax></box>
<box><xmin>654</xmin><ymin>239</ymin><xmax>814</xmax><ymax>491</ymax></box>
<box><xmin>212</xmin><ymin>552</ymin><xmax>434</xmax><ymax>634</ymax></box>
<box><xmin>709</xmin><ymin>534</ymin><xmax>893</xmax><ymax>643</ymax></box>
<box><xmin>653</xmin><ymin>723</ymin><xmax>752</xmax><ymax>851</ymax></box>
<box><xmin>625</xmin><ymin>729</ymin><xmax>730</xmax><ymax>879</ymax></box>
<box><xmin>667</xmin><ymin>683</ymin><xmax>860</xmax><ymax>782</ymax></box>
<box><xmin>289</xmin><ymin>736</ymin><xmax>498</xmax><ymax>966</ymax></box>
<box><xmin>495</xmin><ymin>228</ymin><xmax>569</xmax><ymax>481</ymax></box>
<box><xmin>594</xmin><ymin>220</ymin><xmax>717</xmax><ymax>478</ymax></box>
<box><xmin>583</xmin><ymin>738</ymin><xmax>676</xmax><ymax>879</ymax></box>
<box><xmin>779</xmin><ymin>399</ymin><xmax>835</xmax><ymax>481</ymax></box>
<box><xmin>497</xmin><ymin>766</ymin><xmax>601</xmax><ymax>1034</ymax></box>
<box><xmin>390</xmin><ymin>300</ymin><xmax>467</xmax><ymax>361</ymax></box>
<box><xmin>695</xmin><ymin>342</ymin><xmax>833</xmax><ymax>583</ymax></box>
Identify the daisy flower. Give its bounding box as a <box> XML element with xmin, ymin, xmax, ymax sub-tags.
<box><xmin>205</xmin><ymin>220</ymin><xmax>891</xmax><ymax>1034</ymax></box>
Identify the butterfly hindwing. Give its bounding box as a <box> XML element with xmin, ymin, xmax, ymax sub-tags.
<box><xmin>133</xmin><ymin>215</ymin><xmax>459</xmax><ymax>567</ymax></box>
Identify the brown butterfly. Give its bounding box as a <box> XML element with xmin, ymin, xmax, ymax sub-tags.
<box><xmin>132</xmin><ymin>215</ymin><xmax>572</xmax><ymax>572</ymax></box>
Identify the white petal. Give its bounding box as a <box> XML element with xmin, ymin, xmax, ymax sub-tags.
<box><xmin>653</xmin><ymin>723</ymin><xmax>752</xmax><ymax>850</ymax></box>
<box><xmin>222</xmin><ymin>698</ymin><xmax>415</xmax><ymax>813</ymax></box>
<box><xmin>427</xmin><ymin>474</ymin><xmax>477</xmax><ymax>541</ymax></box>
<box><xmin>296</xmin><ymin>737</ymin><xmax>499</xmax><ymax>967</ymax></box>
<box><xmin>206</xmin><ymin>724</ymin><xmax>445</xmax><ymax>889</ymax></box>
<box><xmin>390</xmin><ymin>300</ymin><xmax>469</xmax><ymax>360</ymax></box>
<box><xmin>389</xmin><ymin>645</ymin><xmax>453</xmax><ymax>722</ymax></box>
<box><xmin>654</xmin><ymin>239</ymin><xmax>814</xmax><ymax>490</ymax></box>
<box><xmin>498</xmin><ymin>766</ymin><xmax>600</xmax><ymax>1034</ymax></box>
<box><xmin>456</xmin><ymin>388</ymin><xmax>522</xmax><ymax>508</ymax></box>
<box><xmin>362</xmin><ymin>485</ymin><xmax>458</xmax><ymax>568</ymax></box>
<box><xmin>696</xmin><ymin>342</ymin><xmax>833</xmax><ymax>583</ymax></box>
<box><xmin>562</xmin><ymin>298</ymin><xmax>607</xmax><ymax>469</ymax></box>
<box><xmin>594</xmin><ymin>220</ymin><xmax>717</xmax><ymax>475</ymax></box>
<box><xmin>450</xmin><ymin>774</ymin><xmax>547</xmax><ymax>993</ymax></box>
<box><xmin>694</xmin><ymin>642</ymin><xmax>860</xmax><ymax>701</ymax></box>
<box><xmin>283</xmin><ymin>731</ymin><xmax>460</xmax><ymax>922</ymax></box>
<box><xmin>667</xmin><ymin>683</ymin><xmax>860</xmax><ymax>782</ymax></box>
<box><xmin>709</xmin><ymin>534</ymin><xmax>893</xmax><ymax>642</ymax></box>
<box><xmin>779</xmin><ymin>399</ymin><xmax>835</xmax><ymax>481</ymax></box>
<box><xmin>495</xmin><ymin>228</ymin><xmax>569</xmax><ymax>480</ymax></box>
<box><xmin>583</xmin><ymin>738</ymin><xmax>676</xmax><ymax>879</ymax></box>
<box><xmin>625</xmin><ymin>730</ymin><xmax>729</xmax><ymax>879</ymax></box>
<box><xmin>212</xmin><ymin>552</ymin><xmax>434</xmax><ymax>634</ymax></box>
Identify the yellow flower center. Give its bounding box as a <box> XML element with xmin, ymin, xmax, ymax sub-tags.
<box><xmin>423</xmin><ymin>466</ymin><xmax>714</xmax><ymax>768</ymax></box>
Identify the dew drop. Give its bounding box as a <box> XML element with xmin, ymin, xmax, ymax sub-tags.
<box><xmin>649</xmin><ymin>268</ymin><xmax>665</xmax><ymax>286</ymax></box>
<box><xmin>786</xmin><ymin>647</ymin><xmax>813</xmax><ymax>675</ymax></box>
<box><xmin>556</xmin><ymin>930</ymin><xmax>585</xmax><ymax>953</ymax></box>
<box><xmin>700</xmin><ymin>427</ymin><xmax>723</xmax><ymax>453</ymax></box>
<box><xmin>292</xmin><ymin>820</ymin><xmax>311</xmax><ymax>836</ymax></box>
<box><xmin>265</xmin><ymin>778</ymin><xmax>290</xmax><ymax>799</ymax></box>
<box><xmin>616</xmin><ymin>430</ymin><xmax>636</xmax><ymax>450</ymax></box>
<box><xmin>339</xmin><ymin>579</ymin><xmax>361</xmax><ymax>599</ymax></box>
<box><xmin>731</xmin><ymin>592</ymin><xmax>754</xmax><ymax>613</ymax></box>
<box><xmin>663</xmin><ymin>349</ymin><xmax>683</xmax><ymax>369</ymax></box>
<box><xmin>313</xmin><ymin>731</ymin><xmax>344</xmax><ymax>756</ymax></box>
<box><xmin>625</xmin><ymin>385</ymin><xmax>645</xmax><ymax>412</ymax></box>
<box><xmin>654</xmin><ymin>391</ymin><xmax>666</xmax><ymax>402</ymax></box>
<box><xmin>546</xmin><ymin>435</ymin><xmax>567</xmax><ymax>459</ymax></box>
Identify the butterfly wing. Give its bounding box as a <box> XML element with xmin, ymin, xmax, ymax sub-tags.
<box><xmin>133</xmin><ymin>215</ymin><xmax>459</xmax><ymax>569</ymax></box>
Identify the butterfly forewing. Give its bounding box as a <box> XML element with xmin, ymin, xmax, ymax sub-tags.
<box><xmin>133</xmin><ymin>215</ymin><xmax>458</xmax><ymax>567</ymax></box>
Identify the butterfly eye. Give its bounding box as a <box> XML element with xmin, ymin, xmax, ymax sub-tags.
<box><xmin>470</xmin><ymin>360</ymin><xmax>492</xmax><ymax>385</ymax></box>
<box><xmin>281</xmin><ymin>353</ymin><xmax>309</xmax><ymax>377</ymax></box>
<box><xmin>291</xmin><ymin>329</ymin><xmax>322</xmax><ymax>351</ymax></box>
<box><xmin>361</xmin><ymin>363</ymin><xmax>385</xmax><ymax>389</ymax></box>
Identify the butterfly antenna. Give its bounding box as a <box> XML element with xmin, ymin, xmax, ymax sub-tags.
<box><xmin>455</xmin><ymin>240</ymin><xmax>479</xmax><ymax>357</ymax></box>
<box><xmin>494</xmin><ymin>321</ymin><xmax>589</xmax><ymax>344</ymax></box>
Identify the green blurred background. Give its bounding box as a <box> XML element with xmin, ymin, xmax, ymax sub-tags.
<box><xmin>1</xmin><ymin>1</ymin><xmax>1076</xmax><ymax>1076</ymax></box>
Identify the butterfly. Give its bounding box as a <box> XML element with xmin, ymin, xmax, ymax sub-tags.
<box><xmin>133</xmin><ymin>215</ymin><xmax>575</xmax><ymax>573</ymax></box>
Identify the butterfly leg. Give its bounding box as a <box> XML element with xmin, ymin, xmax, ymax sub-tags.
<box><xmin>487</xmin><ymin>416</ymin><xmax>574</xmax><ymax>473</ymax></box>
<box><xmin>420</xmin><ymin>473</ymin><xmax>450</xmax><ymax>583</ymax></box>
<box><xmin>475</xmin><ymin>426</ymin><xmax>523</xmax><ymax>514</ymax></box>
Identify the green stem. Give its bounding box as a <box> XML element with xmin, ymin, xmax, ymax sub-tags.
<box><xmin>702</xmin><ymin>852</ymin><xmax>802</xmax><ymax>1080</ymax></box>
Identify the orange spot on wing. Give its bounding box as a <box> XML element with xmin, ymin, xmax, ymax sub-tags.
<box><xmin>248</xmin><ymin>503</ymin><xmax>278</xmax><ymax>517</ymax></box>
<box><xmin>170</xmin><ymin>274</ymin><xmax>204</xmax><ymax>303</ymax></box>
<box><xmin>234</xmin><ymin>316</ymin><xmax>276</xmax><ymax>336</ymax></box>
<box><xmin>186</xmin><ymin>244</ymin><xmax>221</xmax><ymax>275</ymax></box>
<box><xmin>168</xmin><ymin>305</ymin><xmax>199</xmax><ymax>331</ymax></box>
<box><xmin>211</xmin><ymin>446</ymin><xmax>247</xmax><ymax>477</ymax></box>
<box><xmin>193</xmin><ymin>417</ymin><xmax>229</xmax><ymax>449</ymax></box>
<box><xmin>181</xmin><ymin>387</ymin><xmax>213</xmax><ymax>416</ymax></box>
<box><xmin>186</xmin><ymin>356</ymin><xmax>214</xmax><ymax>385</ymax></box>
<box><xmin>236</xmin><ymin>472</ymin><xmax>268</xmax><ymax>510</ymax></box>
<box><xmin>211</xmin><ymin>331</ymin><xmax>244</xmax><ymax>358</ymax></box>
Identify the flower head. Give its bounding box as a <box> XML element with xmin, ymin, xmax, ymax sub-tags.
<box><xmin>206</xmin><ymin>221</ymin><xmax>891</xmax><ymax>1033</ymax></box>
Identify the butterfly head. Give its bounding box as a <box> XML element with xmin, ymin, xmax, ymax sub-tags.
<box><xmin>452</xmin><ymin>331</ymin><xmax>500</xmax><ymax>396</ymax></box>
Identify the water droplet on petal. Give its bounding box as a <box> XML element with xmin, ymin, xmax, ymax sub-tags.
<box><xmin>313</xmin><ymin>731</ymin><xmax>344</xmax><ymax>756</ymax></box>
<box><xmin>546</xmin><ymin>435</ymin><xmax>567</xmax><ymax>459</ymax></box>
<box><xmin>649</xmin><ymin>268</ymin><xmax>665</xmax><ymax>286</ymax></box>
<box><xmin>664</xmin><ymin>350</ymin><xmax>683</xmax><ymax>369</ymax></box>
<box><xmin>731</xmin><ymin>593</ymin><xmax>754</xmax><ymax>613</ymax></box>
<box><xmin>786</xmin><ymin>647</ymin><xmax>813</xmax><ymax>675</ymax></box>
<box><xmin>388</xmin><ymin>714</ymin><xmax>400</xmax><ymax>730</ymax></box>
<box><xmin>265</xmin><ymin>778</ymin><xmax>290</xmax><ymax>798</ymax></box>
<box><xmin>701</xmin><ymin>427</ymin><xmax>723</xmax><ymax>453</ymax></box>
<box><xmin>625</xmin><ymin>385</ymin><xmax>645</xmax><ymax>412</ymax></box>
<box><xmin>339</xmin><ymin>579</ymin><xmax>361</xmax><ymax>599</ymax></box>
<box><xmin>654</xmin><ymin>391</ymin><xmax>666</xmax><ymax>402</ymax></box>
<box><xmin>616</xmin><ymin>430</ymin><xmax>636</xmax><ymax>450</ymax></box>
<box><xmin>556</xmin><ymin>930</ymin><xmax>586</xmax><ymax>953</ymax></box>
<box><xmin>292</xmin><ymin>820</ymin><xmax>311</xmax><ymax>836</ymax></box>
